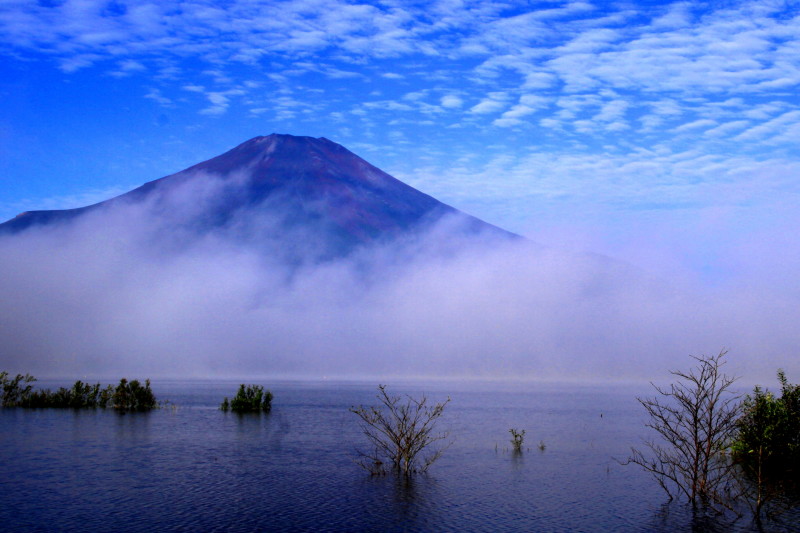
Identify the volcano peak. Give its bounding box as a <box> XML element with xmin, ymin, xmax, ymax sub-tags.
<box><xmin>0</xmin><ymin>135</ymin><xmax>515</xmax><ymax>256</ymax></box>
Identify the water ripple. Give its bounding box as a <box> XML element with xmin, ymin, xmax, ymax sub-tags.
<box><xmin>1</xmin><ymin>381</ymin><xmax>798</xmax><ymax>531</ymax></box>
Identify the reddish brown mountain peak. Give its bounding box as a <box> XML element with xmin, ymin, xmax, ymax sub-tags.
<box><xmin>1</xmin><ymin>135</ymin><xmax>516</xmax><ymax>251</ymax></box>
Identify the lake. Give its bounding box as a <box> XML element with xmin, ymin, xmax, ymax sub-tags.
<box><xmin>0</xmin><ymin>380</ymin><xmax>796</xmax><ymax>531</ymax></box>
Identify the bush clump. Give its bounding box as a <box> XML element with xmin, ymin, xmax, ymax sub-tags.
<box><xmin>510</xmin><ymin>428</ymin><xmax>525</xmax><ymax>452</ymax></box>
<box><xmin>1</xmin><ymin>371</ymin><xmax>36</xmax><ymax>407</ymax></box>
<box><xmin>23</xmin><ymin>380</ymin><xmax>114</xmax><ymax>409</ymax></box>
<box><xmin>1</xmin><ymin>371</ymin><xmax>159</xmax><ymax>411</ymax></box>
<box><xmin>220</xmin><ymin>384</ymin><xmax>273</xmax><ymax>413</ymax></box>
<box><xmin>110</xmin><ymin>378</ymin><xmax>158</xmax><ymax>411</ymax></box>
<box><xmin>732</xmin><ymin>370</ymin><xmax>800</xmax><ymax>518</ymax></box>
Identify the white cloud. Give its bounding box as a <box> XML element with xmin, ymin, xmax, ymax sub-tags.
<box><xmin>407</xmin><ymin>147</ymin><xmax>800</xmax><ymax>245</ymax></box>
<box><xmin>144</xmin><ymin>88</ymin><xmax>172</xmax><ymax>106</ymax></box>
<box><xmin>491</xmin><ymin>94</ymin><xmax>551</xmax><ymax>127</ymax></box>
<box><xmin>557</xmin><ymin>27</ymin><xmax>621</xmax><ymax>54</ymax></box>
<box><xmin>201</xmin><ymin>93</ymin><xmax>230</xmax><ymax>115</ymax></box>
<box><xmin>650</xmin><ymin>2</ymin><xmax>692</xmax><ymax>29</ymax></box>
<box><xmin>469</xmin><ymin>92</ymin><xmax>509</xmax><ymax>114</ymax></box>
<box><xmin>673</xmin><ymin>118</ymin><xmax>717</xmax><ymax>133</ymax></box>
<box><xmin>363</xmin><ymin>100</ymin><xmax>414</xmax><ymax>112</ymax></box>
<box><xmin>703</xmin><ymin>120</ymin><xmax>750</xmax><ymax>139</ymax></box>
<box><xmin>440</xmin><ymin>95</ymin><xmax>463</xmax><ymax>109</ymax></box>
<box><xmin>491</xmin><ymin>118</ymin><xmax>521</xmax><ymax>128</ymax></box>
<box><xmin>733</xmin><ymin>110</ymin><xmax>800</xmax><ymax>142</ymax></box>
<box><xmin>594</xmin><ymin>99</ymin><xmax>628</xmax><ymax>122</ymax></box>
<box><xmin>522</xmin><ymin>71</ymin><xmax>557</xmax><ymax>89</ymax></box>
<box><xmin>109</xmin><ymin>59</ymin><xmax>146</xmax><ymax>78</ymax></box>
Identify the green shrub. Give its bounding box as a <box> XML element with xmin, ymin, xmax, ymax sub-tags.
<box><xmin>1</xmin><ymin>371</ymin><xmax>157</xmax><ymax>411</ymax></box>
<box><xmin>733</xmin><ymin>371</ymin><xmax>800</xmax><ymax>477</ymax></box>
<box><xmin>1</xmin><ymin>371</ymin><xmax>36</xmax><ymax>407</ymax></box>
<box><xmin>38</xmin><ymin>381</ymin><xmax>114</xmax><ymax>409</ymax></box>
<box><xmin>112</xmin><ymin>378</ymin><xmax>157</xmax><ymax>411</ymax></box>
<box><xmin>509</xmin><ymin>428</ymin><xmax>525</xmax><ymax>452</ymax></box>
<box><xmin>225</xmin><ymin>384</ymin><xmax>273</xmax><ymax>413</ymax></box>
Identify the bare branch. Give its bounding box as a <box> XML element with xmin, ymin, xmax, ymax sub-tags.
<box><xmin>350</xmin><ymin>385</ymin><xmax>451</xmax><ymax>477</ymax></box>
<box><xmin>625</xmin><ymin>350</ymin><xmax>741</xmax><ymax>509</ymax></box>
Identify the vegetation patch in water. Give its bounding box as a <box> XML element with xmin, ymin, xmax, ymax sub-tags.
<box><xmin>220</xmin><ymin>384</ymin><xmax>273</xmax><ymax>413</ymax></box>
<box><xmin>1</xmin><ymin>371</ymin><xmax>159</xmax><ymax>410</ymax></box>
<box><xmin>732</xmin><ymin>370</ymin><xmax>800</xmax><ymax>520</ymax></box>
<box><xmin>350</xmin><ymin>384</ymin><xmax>451</xmax><ymax>477</ymax></box>
<box><xmin>509</xmin><ymin>428</ymin><xmax>525</xmax><ymax>452</ymax></box>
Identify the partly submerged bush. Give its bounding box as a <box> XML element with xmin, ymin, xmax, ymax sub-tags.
<box><xmin>732</xmin><ymin>370</ymin><xmax>800</xmax><ymax>519</ymax></box>
<box><xmin>625</xmin><ymin>351</ymin><xmax>740</xmax><ymax>508</ymax></box>
<box><xmin>1</xmin><ymin>372</ymin><xmax>158</xmax><ymax>411</ymax></box>
<box><xmin>21</xmin><ymin>381</ymin><xmax>114</xmax><ymax>409</ymax></box>
<box><xmin>510</xmin><ymin>428</ymin><xmax>526</xmax><ymax>452</ymax></box>
<box><xmin>1</xmin><ymin>371</ymin><xmax>36</xmax><ymax>407</ymax></box>
<box><xmin>221</xmin><ymin>384</ymin><xmax>273</xmax><ymax>413</ymax></box>
<box><xmin>350</xmin><ymin>385</ymin><xmax>451</xmax><ymax>477</ymax></box>
<box><xmin>112</xmin><ymin>378</ymin><xmax>158</xmax><ymax>411</ymax></box>
<box><xmin>733</xmin><ymin>370</ymin><xmax>800</xmax><ymax>477</ymax></box>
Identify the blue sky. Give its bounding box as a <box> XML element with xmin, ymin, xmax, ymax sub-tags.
<box><xmin>1</xmin><ymin>0</ymin><xmax>799</xmax><ymax>282</ymax></box>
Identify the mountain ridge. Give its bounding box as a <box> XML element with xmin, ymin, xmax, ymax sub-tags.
<box><xmin>0</xmin><ymin>134</ymin><xmax>516</xmax><ymax>256</ymax></box>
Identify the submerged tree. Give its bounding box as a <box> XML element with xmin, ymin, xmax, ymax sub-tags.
<box><xmin>510</xmin><ymin>428</ymin><xmax>526</xmax><ymax>452</ymax></box>
<box><xmin>23</xmin><ymin>380</ymin><xmax>114</xmax><ymax>408</ymax></box>
<box><xmin>111</xmin><ymin>378</ymin><xmax>158</xmax><ymax>410</ymax></box>
<box><xmin>732</xmin><ymin>370</ymin><xmax>800</xmax><ymax>522</ymax></box>
<box><xmin>1</xmin><ymin>371</ymin><xmax>36</xmax><ymax>407</ymax></box>
<box><xmin>1</xmin><ymin>372</ymin><xmax>159</xmax><ymax>410</ymax></box>
<box><xmin>625</xmin><ymin>351</ymin><xmax>741</xmax><ymax>508</ymax></box>
<box><xmin>350</xmin><ymin>385</ymin><xmax>450</xmax><ymax>477</ymax></box>
<box><xmin>221</xmin><ymin>384</ymin><xmax>273</xmax><ymax>413</ymax></box>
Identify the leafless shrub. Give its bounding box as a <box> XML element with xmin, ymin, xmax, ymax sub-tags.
<box><xmin>625</xmin><ymin>350</ymin><xmax>741</xmax><ymax>509</ymax></box>
<box><xmin>350</xmin><ymin>384</ymin><xmax>450</xmax><ymax>477</ymax></box>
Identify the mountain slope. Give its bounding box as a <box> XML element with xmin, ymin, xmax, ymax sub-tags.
<box><xmin>0</xmin><ymin>134</ymin><xmax>514</xmax><ymax>257</ymax></box>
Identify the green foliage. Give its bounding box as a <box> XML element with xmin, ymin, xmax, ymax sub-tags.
<box><xmin>219</xmin><ymin>397</ymin><xmax>230</xmax><ymax>411</ymax></box>
<box><xmin>226</xmin><ymin>384</ymin><xmax>273</xmax><ymax>413</ymax></box>
<box><xmin>734</xmin><ymin>371</ymin><xmax>800</xmax><ymax>475</ymax></box>
<box><xmin>20</xmin><ymin>381</ymin><xmax>115</xmax><ymax>408</ymax></box>
<box><xmin>732</xmin><ymin>370</ymin><xmax>800</xmax><ymax>518</ymax></box>
<box><xmin>509</xmin><ymin>428</ymin><xmax>525</xmax><ymax>451</ymax></box>
<box><xmin>1</xmin><ymin>371</ymin><xmax>36</xmax><ymax>407</ymax></box>
<box><xmin>112</xmin><ymin>378</ymin><xmax>158</xmax><ymax>411</ymax></box>
<box><xmin>1</xmin><ymin>372</ymin><xmax>157</xmax><ymax>410</ymax></box>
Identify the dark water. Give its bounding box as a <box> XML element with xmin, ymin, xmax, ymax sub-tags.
<box><xmin>0</xmin><ymin>380</ymin><xmax>796</xmax><ymax>532</ymax></box>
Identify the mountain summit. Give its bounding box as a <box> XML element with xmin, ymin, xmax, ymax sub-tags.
<box><xmin>1</xmin><ymin>134</ymin><xmax>513</xmax><ymax>257</ymax></box>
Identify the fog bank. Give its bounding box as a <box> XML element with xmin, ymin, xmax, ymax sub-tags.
<box><xmin>1</xmin><ymin>185</ymin><xmax>797</xmax><ymax>384</ymax></box>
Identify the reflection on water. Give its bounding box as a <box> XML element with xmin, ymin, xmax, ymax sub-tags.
<box><xmin>1</xmin><ymin>380</ymin><xmax>798</xmax><ymax>531</ymax></box>
<box><xmin>509</xmin><ymin>448</ymin><xmax>525</xmax><ymax>470</ymax></box>
<box><xmin>646</xmin><ymin>501</ymin><xmax>751</xmax><ymax>533</ymax></box>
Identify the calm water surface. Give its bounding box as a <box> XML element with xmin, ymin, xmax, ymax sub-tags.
<box><xmin>1</xmin><ymin>380</ymin><xmax>796</xmax><ymax>531</ymax></box>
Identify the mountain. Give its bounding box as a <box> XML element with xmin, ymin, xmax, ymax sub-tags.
<box><xmin>0</xmin><ymin>134</ymin><xmax>514</xmax><ymax>258</ymax></box>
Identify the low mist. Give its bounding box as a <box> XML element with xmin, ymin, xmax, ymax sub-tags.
<box><xmin>1</xmin><ymin>172</ymin><xmax>797</xmax><ymax>385</ymax></box>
